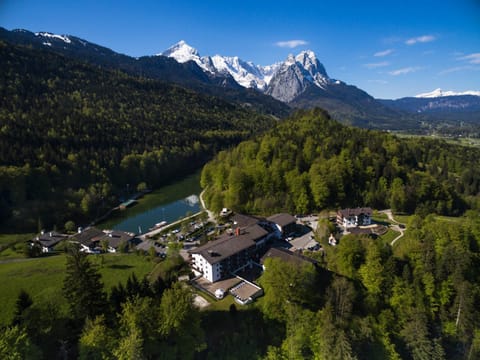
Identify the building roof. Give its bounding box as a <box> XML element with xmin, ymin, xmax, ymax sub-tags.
<box><xmin>70</xmin><ymin>227</ymin><xmax>104</xmax><ymax>246</ymax></box>
<box><xmin>289</xmin><ymin>236</ymin><xmax>319</xmax><ymax>251</ymax></box>
<box><xmin>33</xmin><ymin>231</ymin><xmax>67</xmax><ymax>248</ymax></box>
<box><xmin>190</xmin><ymin>224</ymin><xmax>268</xmax><ymax>264</ymax></box>
<box><xmin>94</xmin><ymin>230</ymin><xmax>135</xmax><ymax>249</ymax></box>
<box><xmin>260</xmin><ymin>247</ymin><xmax>318</xmax><ymax>266</ymax></box>
<box><xmin>231</xmin><ymin>213</ymin><xmax>264</xmax><ymax>229</ymax></box>
<box><xmin>267</xmin><ymin>213</ymin><xmax>297</xmax><ymax>228</ymax></box>
<box><xmin>337</xmin><ymin>207</ymin><xmax>372</xmax><ymax>217</ymax></box>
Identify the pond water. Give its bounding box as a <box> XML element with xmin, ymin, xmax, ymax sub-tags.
<box><xmin>101</xmin><ymin>172</ymin><xmax>202</xmax><ymax>234</ymax></box>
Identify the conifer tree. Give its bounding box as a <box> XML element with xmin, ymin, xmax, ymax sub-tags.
<box><xmin>62</xmin><ymin>246</ymin><xmax>107</xmax><ymax>321</ymax></box>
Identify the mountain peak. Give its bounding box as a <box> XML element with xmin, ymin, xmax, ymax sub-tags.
<box><xmin>161</xmin><ymin>40</ymin><xmax>199</xmax><ymax>59</ymax></box>
<box><xmin>294</xmin><ymin>49</ymin><xmax>328</xmax><ymax>80</ymax></box>
<box><xmin>296</xmin><ymin>50</ymin><xmax>316</xmax><ymax>62</ymax></box>
<box><xmin>416</xmin><ymin>88</ymin><xmax>480</xmax><ymax>98</ymax></box>
<box><xmin>285</xmin><ymin>54</ymin><xmax>296</xmax><ymax>66</ymax></box>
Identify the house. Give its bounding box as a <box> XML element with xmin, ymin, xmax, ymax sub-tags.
<box><xmin>189</xmin><ymin>214</ymin><xmax>275</xmax><ymax>282</ymax></box>
<box><xmin>70</xmin><ymin>227</ymin><xmax>105</xmax><ymax>253</ymax></box>
<box><xmin>267</xmin><ymin>213</ymin><xmax>297</xmax><ymax>237</ymax></box>
<box><xmin>94</xmin><ymin>230</ymin><xmax>136</xmax><ymax>253</ymax></box>
<box><xmin>336</xmin><ymin>207</ymin><xmax>372</xmax><ymax>228</ymax></box>
<box><xmin>70</xmin><ymin>227</ymin><xmax>135</xmax><ymax>253</ymax></box>
<box><xmin>30</xmin><ymin>231</ymin><xmax>67</xmax><ymax>253</ymax></box>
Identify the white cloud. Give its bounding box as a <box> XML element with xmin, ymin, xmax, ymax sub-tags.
<box><xmin>459</xmin><ymin>53</ymin><xmax>480</xmax><ymax>64</ymax></box>
<box><xmin>368</xmin><ymin>79</ymin><xmax>388</xmax><ymax>84</ymax></box>
<box><xmin>439</xmin><ymin>65</ymin><xmax>479</xmax><ymax>75</ymax></box>
<box><xmin>405</xmin><ymin>35</ymin><xmax>436</xmax><ymax>45</ymax></box>
<box><xmin>364</xmin><ymin>61</ymin><xmax>390</xmax><ymax>69</ymax></box>
<box><xmin>275</xmin><ymin>40</ymin><xmax>308</xmax><ymax>48</ymax></box>
<box><xmin>389</xmin><ymin>67</ymin><xmax>421</xmax><ymax>76</ymax></box>
<box><xmin>374</xmin><ymin>49</ymin><xmax>394</xmax><ymax>57</ymax></box>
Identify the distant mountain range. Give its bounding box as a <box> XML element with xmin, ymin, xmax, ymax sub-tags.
<box><xmin>415</xmin><ymin>88</ymin><xmax>480</xmax><ymax>98</ymax></box>
<box><xmin>0</xmin><ymin>28</ymin><xmax>290</xmax><ymax>118</ymax></box>
<box><xmin>1</xmin><ymin>27</ymin><xmax>479</xmax><ymax>129</ymax></box>
<box><xmin>162</xmin><ymin>40</ymin><xmax>419</xmax><ymax>129</ymax></box>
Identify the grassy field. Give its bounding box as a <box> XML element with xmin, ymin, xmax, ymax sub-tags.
<box><xmin>379</xmin><ymin>228</ymin><xmax>401</xmax><ymax>244</ymax></box>
<box><xmin>0</xmin><ymin>233</ymin><xmax>35</xmax><ymax>260</ymax></box>
<box><xmin>0</xmin><ymin>253</ymin><xmax>156</xmax><ymax>326</ymax></box>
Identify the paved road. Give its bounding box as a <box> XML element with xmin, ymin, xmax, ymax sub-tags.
<box><xmin>199</xmin><ymin>188</ymin><xmax>215</xmax><ymax>223</ymax></box>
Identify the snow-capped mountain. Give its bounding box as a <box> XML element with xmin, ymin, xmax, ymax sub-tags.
<box><xmin>161</xmin><ymin>40</ymin><xmax>216</xmax><ymax>74</ymax></box>
<box><xmin>161</xmin><ymin>40</ymin><xmax>409</xmax><ymax>128</ymax></box>
<box><xmin>265</xmin><ymin>51</ymin><xmax>333</xmax><ymax>102</ymax></box>
<box><xmin>210</xmin><ymin>55</ymin><xmax>280</xmax><ymax>91</ymax></box>
<box><xmin>416</xmin><ymin>88</ymin><xmax>480</xmax><ymax>98</ymax></box>
<box><xmin>161</xmin><ymin>41</ymin><xmax>334</xmax><ymax>96</ymax></box>
<box><xmin>162</xmin><ymin>40</ymin><xmax>282</xmax><ymax>91</ymax></box>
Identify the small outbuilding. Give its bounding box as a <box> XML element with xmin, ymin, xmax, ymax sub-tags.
<box><xmin>267</xmin><ymin>213</ymin><xmax>297</xmax><ymax>237</ymax></box>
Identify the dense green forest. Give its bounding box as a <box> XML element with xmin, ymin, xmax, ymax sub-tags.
<box><xmin>257</xmin><ymin>212</ymin><xmax>480</xmax><ymax>359</ymax></box>
<box><xmin>201</xmin><ymin>108</ymin><xmax>480</xmax><ymax>216</ymax></box>
<box><xmin>0</xmin><ymin>41</ymin><xmax>277</xmax><ymax>230</ymax></box>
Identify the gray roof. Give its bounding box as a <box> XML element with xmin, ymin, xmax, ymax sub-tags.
<box><xmin>337</xmin><ymin>207</ymin><xmax>372</xmax><ymax>217</ymax></box>
<box><xmin>94</xmin><ymin>230</ymin><xmax>135</xmax><ymax>249</ymax></box>
<box><xmin>190</xmin><ymin>224</ymin><xmax>268</xmax><ymax>264</ymax></box>
<box><xmin>70</xmin><ymin>227</ymin><xmax>105</xmax><ymax>246</ymax></box>
<box><xmin>260</xmin><ymin>247</ymin><xmax>318</xmax><ymax>266</ymax></box>
<box><xmin>33</xmin><ymin>231</ymin><xmax>67</xmax><ymax>248</ymax></box>
<box><xmin>267</xmin><ymin>213</ymin><xmax>297</xmax><ymax>227</ymax></box>
<box><xmin>231</xmin><ymin>213</ymin><xmax>264</xmax><ymax>228</ymax></box>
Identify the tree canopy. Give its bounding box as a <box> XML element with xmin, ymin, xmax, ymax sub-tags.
<box><xmin>202</xmin><ymin>108</ymin><xmax>479</xmax><ymax>216</ymax></box>
<box><xmin>0</xmin><ymin>40</ymin><xmax>277</xmax><ymax>230</ymax></box>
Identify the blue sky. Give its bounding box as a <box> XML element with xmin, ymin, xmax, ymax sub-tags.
<box><xmin>1</xmin><ymin>0</ymin><xmax>479</xmax><ymax>99</ymax></box>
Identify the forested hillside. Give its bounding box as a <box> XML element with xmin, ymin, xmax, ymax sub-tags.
<box><xmin>201</xmin><ymin>108</ymin><xmax>480</xmax><ymax>215</ymax></box>
<box><xmin>0</xmin><ymin>28</ymin><xmax>292</xmax><ymax>118</ymax></box>
<box><xmin>256</xmin><ymin>212</ymin><xmax>480</xmax><ymax>359</ymax></box>
<box><xmin>0</xmin><ymin>41</ymin><xmax>277</xmax><ymax>230</ymax></box>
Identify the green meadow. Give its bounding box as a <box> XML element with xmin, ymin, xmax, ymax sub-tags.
<box><xmin>0</xmin><ymin>253</ymin><xmax>156</xmax><ymax>325</ymax></box>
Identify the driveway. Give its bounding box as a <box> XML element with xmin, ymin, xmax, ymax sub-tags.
<box><xmin>379</xmin><ymin>209</ymin><xmax>406</xmax><ymax>246</ymax></box>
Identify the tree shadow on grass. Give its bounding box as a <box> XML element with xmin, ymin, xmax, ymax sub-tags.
<box><xmin>107</xmin><ymin>264</ymin><xmax>134</xmax><ymax>270</ymax></box>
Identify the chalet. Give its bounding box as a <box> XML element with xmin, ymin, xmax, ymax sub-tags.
<box><xmin>94</xmin><ymin>230</ymin><xmax>136</xmax><ymax>253</ymax></box>
<box><xmin>336</xmin><ymin>207</ymin><xmax>372</xmax><ymax>228</ymax></box>
<box><xmin>70</xmin><ymin>227</ymin><xmax>135</xmax><ymax>253</ymax></box>
<box><xmin>70</xmin><ymin>227</ymin><xmax>104</xmax><ymax>253</ymax></box>
<box><xmin>30</xmin><ymin>231</ymin><xmax>67</xmax><ymax>253</ymax></box>
<box><xmin>267</xmin><ymin>213</ymin><xmax>297</xmax><ymax>237</ymax></box>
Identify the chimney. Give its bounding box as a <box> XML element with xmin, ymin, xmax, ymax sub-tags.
<box><xmin>49</xmin><ymin>232</ymin><xmax>52</xmax><ymax>237</ymax></box>
<box><xmin>40</xmin><ymin>230</ymin><xmax>45</xmax><ymax>235</ymax></box>
<box><xmin>235</xmin><ymin>227</ymin><xmax>240</xmax><ymax>236</ymax></box>
<box><xmin>78</xmin><ymin>227</ymin><xmax>83</xmax><ymax>233</ymax></box>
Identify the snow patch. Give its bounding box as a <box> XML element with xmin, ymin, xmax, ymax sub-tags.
<box><xmin>416</xmin><ymin>88</ymin><xmax>480</xmax><ymax>98</ymax></box>
<box><xmin>35</xmin><ymin>32</ymin><xmax>71</xmax><ymax>44</ymax></box>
